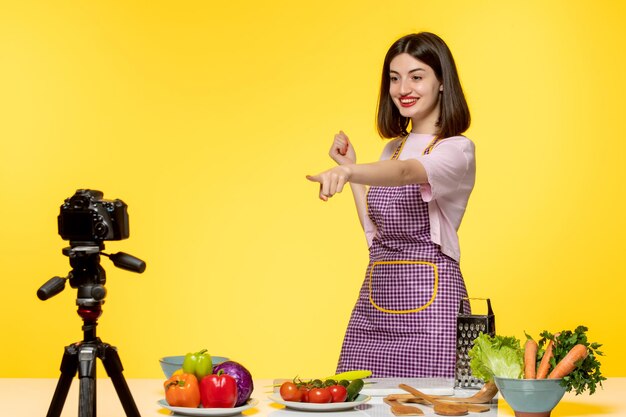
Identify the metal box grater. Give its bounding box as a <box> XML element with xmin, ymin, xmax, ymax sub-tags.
<box><xmin>455</xmin><ymin>298</ymin><xmax>495</xmax><ymax>388</ymax></box>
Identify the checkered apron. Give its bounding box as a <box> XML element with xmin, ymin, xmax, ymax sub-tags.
<box><xmin>336</xmin><ymin>137</ymin><xmax>469</xmax><ymax>377</ymax></box>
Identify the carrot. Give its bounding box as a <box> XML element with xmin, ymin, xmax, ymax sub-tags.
<box><xmin>536</xmin><ymin>340</ymin><xmax>555</xmax><ymax>379</ymax></box>
<box><xmin>548</xmin><ymin>344</ymin><xmax>588</xmax><ymax>379</ymax></box>
<box><xmin>524</xmin><ymin>339</ymin><xmax>538</xmax><ymax>379</ymax></box>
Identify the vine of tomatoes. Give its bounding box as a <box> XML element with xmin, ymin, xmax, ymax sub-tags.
<box><xmin>279</xmin><ymin>378</ymin><xmax>362</xmax><ymax>403</ymax></box>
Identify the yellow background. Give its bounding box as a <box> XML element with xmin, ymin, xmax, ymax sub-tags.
<box><xmin>1</xmin><ymin>0</ymin><xmax>625</xmax><ymax>380</ymax></box>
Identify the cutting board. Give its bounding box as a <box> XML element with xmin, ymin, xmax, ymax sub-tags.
<box><xmin>360</xmin><ymin>378</ymin><xmax>455</xmax><ymax>396</ymax></box>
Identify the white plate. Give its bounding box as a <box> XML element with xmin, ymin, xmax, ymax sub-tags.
<box><xmin>157</xmin><ymin>398</ymin><xmax>258</xmax><ymax>416</ymax></box>
<box><xmin>268</xmin><ymin>393</ymin><xmax>371</xmax><ymax>411</ymax></box>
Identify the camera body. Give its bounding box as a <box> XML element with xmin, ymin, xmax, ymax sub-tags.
<box><xmin>58</xmin><ymin>189</ymin><xmax>129</xmax><ymax>242</ymax></box>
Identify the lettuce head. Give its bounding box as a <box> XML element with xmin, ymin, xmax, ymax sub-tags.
<box><xmin>468</xmin><ymin>333</ymin><xmax>524</xmax><ymax>381</ymax></box>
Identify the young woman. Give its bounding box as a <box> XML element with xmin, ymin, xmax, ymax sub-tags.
<box><xmin>307</xmin><ymin>32</ymin><xmax>475</xmax><ymax>377</ymax></box>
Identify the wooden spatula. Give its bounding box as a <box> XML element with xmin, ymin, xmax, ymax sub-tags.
<box><xmin>398</xmin><ymin>384</ymin><xmax>468</xmax><ymax>416</ymax></box>
<box><xmin>402</xmin><ymin>397</ymin><xmax>490</xmax><ymax>413</ymax></box>
<box><xmin>383</xmin><ymin>397</ymin><xmax>424</xmax><ymax>416</ymax></box>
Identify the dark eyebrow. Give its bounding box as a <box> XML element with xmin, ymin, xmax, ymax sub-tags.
<box><xmin>389</xmin><ymin>68</ymin><xmax>427</xmax><ymax>74</ymax></box>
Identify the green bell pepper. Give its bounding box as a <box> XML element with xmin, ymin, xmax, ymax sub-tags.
<box><xmin>182</xmin><ymin>349</ymin><xmax>213</xmax><ymax>380</ymax></box>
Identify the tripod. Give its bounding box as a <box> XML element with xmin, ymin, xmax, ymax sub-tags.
<box><xmin>38</xmin><ymin>245</ymin><xmax>145</xmax><ymax>417</ymax></box>
<box><xmin>45</xmin><ymin>305</ymin><xmax>140</xmax><ymax>417</ymax></box>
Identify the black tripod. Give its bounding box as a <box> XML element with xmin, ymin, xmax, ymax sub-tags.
<box><xmin>38</xmin><ymin>244</ymin><xmax>146</xmax><ymax>417</ymax></box>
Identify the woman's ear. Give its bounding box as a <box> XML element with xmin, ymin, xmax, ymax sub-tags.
<box><xmin>439</xmin><ymin>84</ymin><xmax>444</xmax><ymax>92</ymax></box>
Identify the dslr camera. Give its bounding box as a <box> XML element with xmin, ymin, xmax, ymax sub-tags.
<box><xmin>58</xmin><ymin>189</ymin><xmax>129</xmax><ymax>243</ymax></box>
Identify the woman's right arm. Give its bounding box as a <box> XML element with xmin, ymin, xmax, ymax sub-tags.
<box><xmin>329</xmin><ymin>131</ymin><xmax>368</xmax><ymax>231</ymax></box>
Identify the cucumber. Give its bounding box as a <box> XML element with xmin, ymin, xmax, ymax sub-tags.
<box><xmin>346</xmin><ymin>378</ymin><xmax>364</xmax><ymax>402</ymax></box>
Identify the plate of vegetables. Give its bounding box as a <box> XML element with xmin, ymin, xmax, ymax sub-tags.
<box><xmin>161</xmin><ymin>351</ymin><xmax>258</xmax><ymax>416</ymax></box>
<box><xmin>270</xmin><ymin>373</ymin><xmax>371</xmax><ymax>412</ymax></box>
<box><xmin>157</xmin><ymin>398</ymin><xmax>259</xmax><ymax>416</ymax></box>
<box><xmin>269</xmin><ymin>393</ymin><xmax>370</xmax><ymax>412</ymax></box>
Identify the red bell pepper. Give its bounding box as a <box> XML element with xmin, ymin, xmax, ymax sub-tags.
<box><xmin>164</xmin><ymin>373</ymin><xmax>201</xmax><ymax>408</ymax></box>
<box><xmin>200</xmin><ymin>371</ymin><xmax>238</xmax><ymax>408</ymax></box>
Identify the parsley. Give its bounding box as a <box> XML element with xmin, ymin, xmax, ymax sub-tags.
<box><xmin>538</xmin><ymin>325</ymin><xmax>606</xmax><ymax>395</ymax></box>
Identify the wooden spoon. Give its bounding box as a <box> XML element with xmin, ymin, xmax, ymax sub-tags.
<box><xmin>464</xmin><ymin>404</ymin><xmax>490</xmax><ymax>413</ymax></box>
<box><xmin>398</xmin><ymin>384</ymin><xmax>468</xmax><ymax>416</ymax></box>
<box><xmin>429</xmin><ymin>381</ymin><xmax>498</xmax><ymax>404</ymax></box>
<box><xmin>406</xmin><ymin>398</ymin><xmax>490</xmax><ymax>413</ymax></box>
<box><xmin>383</xmin><ymin>397</ymin><xmax>424</xmax><ymax>416</ymax></box>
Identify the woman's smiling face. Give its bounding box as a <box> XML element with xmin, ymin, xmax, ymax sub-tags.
<box><xmin>389</xmin><ymin>53</ymin><xmax>443</xmax><ymax>132</ymax></box>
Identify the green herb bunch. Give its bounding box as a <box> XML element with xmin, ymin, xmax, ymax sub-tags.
<box><xmin>538</xmin><ymin>325</ymin><xmax>606</xmax><ymax>395</ymax></box>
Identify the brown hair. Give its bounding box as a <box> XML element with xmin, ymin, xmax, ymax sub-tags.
<box><xmin>376</xmin><ymin>32</ymin><xmax>470</xmax><ymax>139</ymax></box>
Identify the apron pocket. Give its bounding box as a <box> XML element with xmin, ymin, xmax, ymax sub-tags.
<box><xmin>368</xmin><ymin>260</ymin><xmax>438</xmax><ymax>314</ymax></box>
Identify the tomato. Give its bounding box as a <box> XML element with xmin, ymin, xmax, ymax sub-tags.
<box><xmin>328</xmin><ymin>385</ymin><xmax>348</xmax><ymax>402</ymax></box>
<box><xmin>308</xmin><ymin>387</ymin><xmax>332</xmax><ymax>403</ymax></box>
<box><xmin>280</xmin><ymin>381</ymin><xmax>302</xmax><ymax>402</ymax></box>
<box><xmin>299</xmin><ymin>386</ymin><xmax>309</xmax><ymax>403</ymax></box>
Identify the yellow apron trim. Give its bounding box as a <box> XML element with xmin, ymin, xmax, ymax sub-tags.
<box><xmin>392</xmin><ymin>134</ymin><xmax>440</xmax><ymax>158</ymax></box>
<box><xmin>368</xmin><ymin>260</ymin><xmax>439</xmax><ymax>314</ymax></box>
<box><xmin>423</xmin><ymin>136</ymin><xmax>440</xmax><ymax>155</ymax></box>
<box><xmin>392</xmin><ymin>136</ymin><xmax>409</xmax><ymax>160</ymax></box>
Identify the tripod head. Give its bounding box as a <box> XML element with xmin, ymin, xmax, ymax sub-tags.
<box><xmin>37</xmin><ymin>189</ymin><xmax>146</xmax><ymax>307</ymax></box>
<box><xmin>37</xmin><ymin>244</ymin><xmax>146</xmax><ymax>305</ymax></box>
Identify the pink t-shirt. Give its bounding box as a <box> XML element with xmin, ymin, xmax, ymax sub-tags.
<box><xmin>363</xmin><ymin>133</ymin><xmax>476</xmax><ymax>262</ymax></box>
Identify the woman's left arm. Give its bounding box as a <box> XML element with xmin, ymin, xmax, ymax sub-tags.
<box><xmin>307</xmin><ymin>159</ymin><xmax>427</xmax><ymax>201</ymax></box>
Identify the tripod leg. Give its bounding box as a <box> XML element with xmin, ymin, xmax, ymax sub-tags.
<box><xmin>46</xmin><ymin>344</ymin><xmax>79</xmax><ymax>417</ymax></box>
<box><xmin>79</xmin><ymin>377</ymin><xmax>96</xmax><ymax>417</ymax></box>
<box><xmin>77</xmin><ymin>345</ymin><xmax>98</xmax><ymax>417</ymax></box>
<box><xmin>100</xmin><ymin>343</ymin><xmax>141</xmax><ymax>417</ymax></box>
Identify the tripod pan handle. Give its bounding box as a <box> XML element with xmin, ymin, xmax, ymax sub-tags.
<box><xmin>37</xmin><ymin>276</ymin><xmax>67</xmax><ymax>300</ymax></box>
<box><xmin>109</xmin><ymin>252</ymin><xmax>146</xmax><ymax>273</ymax></box>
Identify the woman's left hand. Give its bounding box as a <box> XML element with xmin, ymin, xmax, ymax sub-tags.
<box><xmin>306</xmin><ymin>166</ymin><xmax>352</xmax><ymax>201</ymax></box>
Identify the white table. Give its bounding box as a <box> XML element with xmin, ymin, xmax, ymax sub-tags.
<box><xmin>0</xmin><ymin>378</ymin><xmax>624</xmax><ymax>416</ymax></box>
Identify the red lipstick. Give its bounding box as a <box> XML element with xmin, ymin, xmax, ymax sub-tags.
<box><xmin>399</xmin><ymin>96</ymin><xmax>418</xmax><ymax>107</ymax></box>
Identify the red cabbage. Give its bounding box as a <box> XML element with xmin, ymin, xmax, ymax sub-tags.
<box><xmin>212</xmin><ymin>360</ymin><xmax>253</xmax><ymax>406</ymax></box>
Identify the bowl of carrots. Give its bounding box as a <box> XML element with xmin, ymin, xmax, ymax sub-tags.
<box><xmin>469</xmin><ymin>326</ymin><xmax>605</xmax><ymax>417</ymax></box>
<box><xmin>494</xmin><ymin>377</ymin><xmax>566</xmax><ymax>417</ymax></box>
